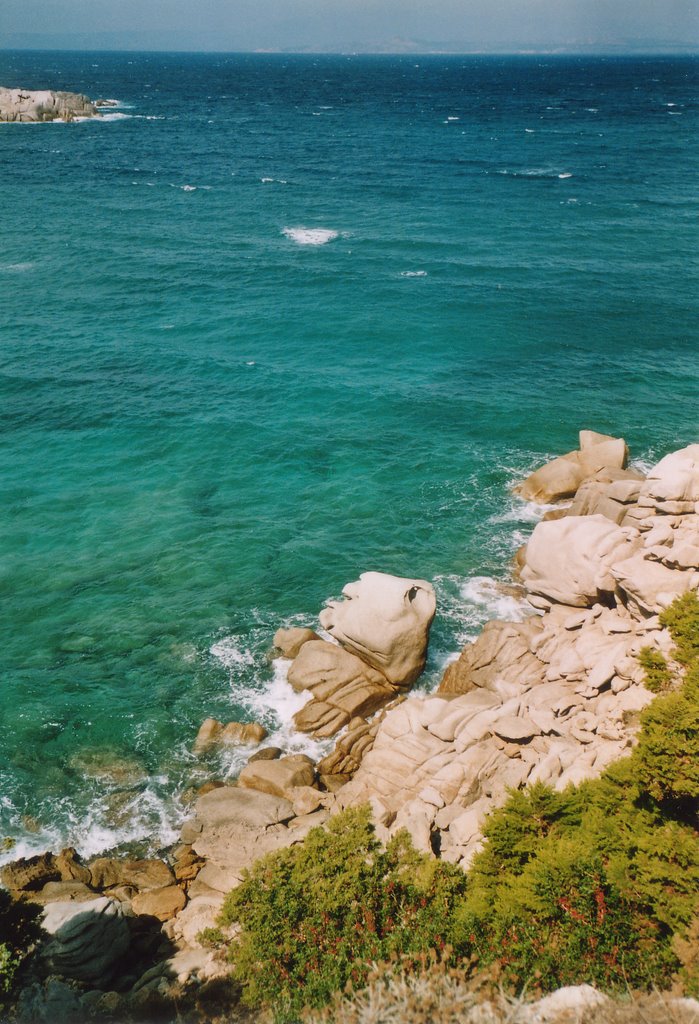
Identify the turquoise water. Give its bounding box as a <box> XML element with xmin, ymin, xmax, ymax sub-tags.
<box><xmin>1</xmin><ymin>51</ymin><xmax>698</xmax><ymax>858</ymax></box>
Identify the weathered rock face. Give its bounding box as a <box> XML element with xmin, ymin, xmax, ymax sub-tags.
<box><xmin>290</xmin><ymin>640</ymin><xmax>395</xmax><ymax>737</ymax></box>
<box><xmin>319</xmin><ymin>572</ymin><xmax>436</xmax><ymax>685</ymax></box>
<box><xmin>520</xmin><ymin>515</ymin><xmax>642</xmax><ymax>608</ymax></box>
<box><xmin>516</xmin><ymin>431</ymin><xmax>628</xmax><ymax>504</ymax></box>
<box><xmin>273</xmin><ymin>626</ymin><xmax>321</xmax><ymax>658</ymax></box>
<box><xmin>40</xmin><ymin>897</ymin><xmax>130</xmax><ymax>983</ymax></box>
<box><xmin>0</xmin><ymin>87</ymin><xmax>100</xmax><ymax>122</ymax></box>
<box><xmin>338</xmin><ymin>439</ymin><xmax>699</xmax><ymax>869</ymax></box>
<box><xmin>193</xmin><ymin>717</ymin><xmax>267</xmax><ymax>753</ymax></box>
<box><xmin>238</xmin><ymin>754</ymin><xmax>316</xmax><ymax>799</ymax></box>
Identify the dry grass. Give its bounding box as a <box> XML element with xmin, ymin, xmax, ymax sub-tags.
<box><xmin>302</xmin><ymin>961</ymin><xmax>699</xmax><ymax>1024</ymax></box>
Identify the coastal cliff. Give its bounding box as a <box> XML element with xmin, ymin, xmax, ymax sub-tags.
<box><xmin>2</xmin><ymin>434</ymin><xmax>698</xmax><ymax>1022</ymax></box>
<box><xmin>0</xmin><ymin>88</ymin><xmax>100</xmax><ymax>122</ymax></box>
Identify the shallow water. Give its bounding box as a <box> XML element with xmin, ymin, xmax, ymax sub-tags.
<box><xmin>1</xmin><ymin>51</ymin><xmax>697</xmax><ymax>859</ymax></box>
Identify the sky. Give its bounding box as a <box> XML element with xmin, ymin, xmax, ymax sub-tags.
<box><xmin>1</xmin><ymin>0</ymin><xmax>698</xmax><ymax>52</ymax></box>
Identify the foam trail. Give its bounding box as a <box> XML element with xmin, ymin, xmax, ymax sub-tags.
<box><xmin>282</xmin><ymin>227</ymin><xmax>338</xmax><ymax>246</ymax></box>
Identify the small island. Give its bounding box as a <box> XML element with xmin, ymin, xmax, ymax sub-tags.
<box><xmin>0</xmin><ymin>87</ymin><xmax>101</xmax><ymax>122</ymax></box>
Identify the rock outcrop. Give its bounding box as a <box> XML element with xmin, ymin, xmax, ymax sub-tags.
<box><xmin>516</xmin><ymin>430</ymin><xmax>631</xmax><ymax>503</ymax></box>
<box><xmin>334</xmin><ymin>439</ymin><xmax>699</xmax><ymax>866</ymax></box>
<box><xmin>319</xmin><ymin>571</ymin><xmax>436</xmax><ymax>685</ymax></box>
<box><xmin>0</xmin><ymin>87</ymin><xmax>100</xmax><ymax>122</ymax></box>
<box><xmin>5</xmin><ymin>434</ymin><xmax>698</xmax><ymax>1022</ymax></box>
<box><xmin>277</xmin><ymin>572</ymin><xmax>436</xmax><ymax>740</ymax></box>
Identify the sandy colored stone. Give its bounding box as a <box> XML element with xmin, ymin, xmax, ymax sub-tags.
<box><xmin>192</xmin><ymin>717</ymin><xmax>223</xmax><ymax>753</ymax></box>
<box><xmin>273</xmin><ymin>626</ymin><xmax>321</xmax><ymax>658</ymax></box>
<box><xmin>238</xmin><ymin>757</ymin><xmax>315</xmax><ymax>799</ymax></box>
<box><xmin>0</xmin><ymin>86</ymin><xmax>99</xmax><ymax>122</ymax></box>
<box><xmin>131</xmin><ymin>885</ymin><xmax>186</xmax><ymax>922</ymax></box>
<box><xmin>290</xmin><ymin>639</ymin><xmax>395</xmax><ymax>737</ymax></box>
<box><xmin>248</xmin><ymin>746</ymin><xmax>283</xmax><ymax>762</ymax></box>
<box><xmin>88</xmin><ymin>857</ymin><xmax>174</xmax><ymax>892</ymax></box>
<box><xmin>1</xmin><ymin>852</ymin><xmax>60</xmax><ymax>892</ymax></box>
<box><xmin>641</xmin><ymin>444</ymin><xmax>699</xmax><ymax>503</ymax></box>
<box><xmin>219</xmin><ymin>720</ymin><xmax>267</xmax><ymax>744</ymax></box>
<box><xmin>521</xmin><ymin>515</ymin><xmax>641</xmax><ymax>607</ymax></box>
<box><xmin>319</xmin><ymin>571</ymin><xmax>436</xmax><ymax>686</ymax></box>
<box><xmin>438</xmin><ymin>618</ymin><xmax>544</xmax><ymax>696</ymax></box>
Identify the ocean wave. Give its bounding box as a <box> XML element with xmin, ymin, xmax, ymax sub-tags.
<box><xmin>210</xmin><ymin>637</ymin><xmax>331</xmax><ymax>776</ymax></box>
<box><xmin>0</xmin><ymin>262</ymin><xmax>34</xmax><ymax>273</ymax></box>
<box><xmin>282</xmin><ymin>226</ymin><xmax>339</xmax><ymax>246</ymax></box>
<box><xmin>0</xmin><ymin>775</ymin><xmax>182</xmax><ymax>867</ymax></box>
<box><xmin>432</xmin><ymin>573</ymin><xmax>534</xmax><ymax>656</ymax></box>
<box><xmin>400</xmin><ymin>270</ymin><xmax>427</xmax><ymax>278</ymax></box>
<box><xmin>496</xmin><ymin>167</ymin><xmax>572</xmax><ymax>180</ymax></box>
<box><xmin>94</xmin><ymin>112</ymin><xmax>133</xmax><ymax>122</ymax></box>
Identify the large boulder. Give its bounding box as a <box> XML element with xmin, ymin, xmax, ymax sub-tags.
<box><xmin>273</xmin><ymin>626</ymin><xmax>321</xmax><ymax>658</ymax></box>
<box><xmin>438</xmin><ymin>618</ymin><xmax>545</xmax><ymax>697</ymax></box>
<box><xmin>521</xmin><ymin>515</ymin><xmax>641</xmax><ymax>608</ymax></box>
<box><xmin>238</xmin><ymin>756</ymin><xmax>315</xmax><ymax>799</ymax></box>
<box><xmin>318</xmin><ymin>572</ymin><xmax>436</xmax><ymax>686</ymax></box>
<box><xmin>182</xmin><ymin>786</ymin><xmax>297</xmax><ymax>894</ymax></box>
<box><xmin>0</xmin><ymin>87</ymin><xmax>100</xmax><ymax>122</ymax></box>
<box><xmin>517</xmin><ymin>432</ymin><xmax>628</xmax><ymax>504</ymax></box>
<box><xmin>87</xmin><ymin>857</ymin><xmax>174</xmax><ymax>892</ymax></box>
<box><xmin>640</xmin><ymin>444</ymin><xmax>699</xmax><ymax>506</ymax></box>
<box><xmin>40</xmin><ymin>897</ymin><xmax>130</xmax><ymax>984</ymax></box>
<box><xmin>289</xmin><ymin>640</ymin><xmax>395</xmax><ymax>738</ymax></box>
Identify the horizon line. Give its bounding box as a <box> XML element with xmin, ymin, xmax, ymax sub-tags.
<box><xmin>2</xmin><ymin>44</ymin><xmax>699</xmax><ymax>57</ymax></box>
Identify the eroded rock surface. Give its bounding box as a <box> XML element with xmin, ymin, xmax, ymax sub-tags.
<box><xmin>0</xmin><ymin>87</ymin><xmax>100</xmax><ymax>122</ymax></box>
<box><xmin>319</xmin><ymin>571</ymin><xmax>436</xmax><ymax>685</ymax></box>
<box><xmin>336</xmin><ymin>439</ymin><xmax>698</xmax><ymax>868</ymax></box>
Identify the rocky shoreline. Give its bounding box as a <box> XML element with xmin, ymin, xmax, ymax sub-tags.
<box><xmin>0</xmin><ymin>88</ymin><xmax>107</xmax><ymax>122</ymax></box>
<box><xmin>3</xmin><ymin>433</ymin><xmax>699</xmax><ymax>1022</ymax></box>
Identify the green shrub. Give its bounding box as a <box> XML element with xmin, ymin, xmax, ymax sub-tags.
<box><xmin>218</xmin><ymin>592</ymin><xmax>699</xmax><ymax>1016</ymax></box>
<box><xmin>0</xmin><ymin>890</ymin><xmax>44</xmax><ymax>1012</ymax></box>
<box><xmin>457</xmin><ymin>590</ymin><xmax>699</xmax><ymax>994</ymax></box>
<box><xmin>637</xmin><ymin>647</ymin><xmax>672</xmax><ymax>693</ymax></box>
<box><xmin>219</xmin><ymin>806</ymin><xmax>468</xmax><ymax>1021</ymax></box>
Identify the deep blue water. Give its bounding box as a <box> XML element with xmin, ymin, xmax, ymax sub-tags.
<box><xmin>1</xmin><ymin>51</ymin><xmax>697</xmax><ymax>858</ymax></box>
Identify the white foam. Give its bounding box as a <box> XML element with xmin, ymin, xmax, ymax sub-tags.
<box><xmin>447</xmin><ymin>116</ymin><xmax>460</xmax><ymax>121</ymax></box>
<box><xmin>0</xmin><ymin>262</ymin><xmax>34</xmax><ymax>273</ymax></box>
<box><xmin>210</xmin><ymin>635</ymin><xmax>256</xmax><ymax>669</ymax></box>
<box><xmin>95</xmin><ymin>112</ymin><xmax>133</xmax><ymax>122</ymax></box>
<box><xmin>282</xmin><ymin>226</ymin><xmax>338</xmax><ymax>246</ymax></box>
<box><xmin>170</xmin><ymin>184</ymin><xmax>198</xmax><ymax>192</ymax></box>
<box><xmin>432</xmin><ymin>573</ymin><xmax>535</xmax><ymax>654</ymax></box>
<box><xmin>525</xmin><ymin>128</ymin><xmax>535</xmax><ymax>133</ymax></box>
<box><xmin>460</xmin><ymin>576</ymin><xmax>532</xmax><ymax>623</ymax></box>
<box><xmin>0</xmin><ymin>781</ymin><xmax>182</xmax><ymax>868</ymax></box>
<box><xmin>558</xmin><ymin>172</ymin><xmax>573</xmax><ymax>179</ymax></box>
<box><xmin>400</xmin><ymin>270</ymin><xmax>427</xmax><ymax>278</ymax></box>
<box><xmin>210</xmin><ymin>636</ymin><xmax>332</xmax><ymax>772</ymax></box>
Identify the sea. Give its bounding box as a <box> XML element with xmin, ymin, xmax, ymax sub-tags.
<box><xmin>1</xmin><ymin>50</ymin><xmax>697</xmax><ymax>863</ymax></box>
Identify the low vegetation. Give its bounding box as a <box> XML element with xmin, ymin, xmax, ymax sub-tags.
<box><xmin>0</xmin><ymin>890</ymin><xmax>43</xmax><ymax>1014</ymax></box>
<box><xmin>216</xmin><ymin>593</ymin><xmax>699</xmax><ymax>1021</ymax></box>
